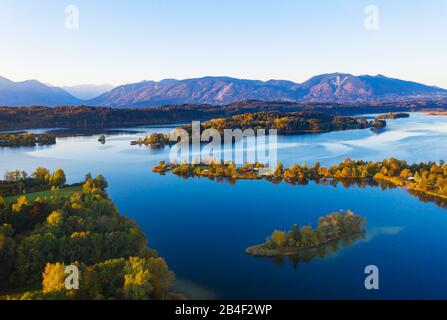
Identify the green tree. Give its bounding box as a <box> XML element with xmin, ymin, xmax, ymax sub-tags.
<box><xmin>145</xmin><ymin>257</ymin><xmax>174</xmax><ymax>298</ymax></box>
<box><xmin>95</xmin><ymin>174</ymin><xmax>108</xmax><ymax>190</ymax></box>
<box><xmin>291</xmin><ymin>224</ymin><xmax>301</xmax><ymax>242</ymax></box>
<box><xmin>84</xmin><ymin>173</ymin><xmax>92</xmax><ymax>182</ymax></box>
<box><xmin>0</xmin><ymin>234</ymin><xmax>16</xmax><ymax>290</ymax></box>
<box><xmin>0</xmin><ymin>224</ymin><xmax>15</xmax><ymax>237</ymax></box>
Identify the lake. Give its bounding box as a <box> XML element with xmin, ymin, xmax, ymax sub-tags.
<box><xmin>1</xmin><ymin>112</ymin><xmax>447</xmax><ymax>299</ymax></box>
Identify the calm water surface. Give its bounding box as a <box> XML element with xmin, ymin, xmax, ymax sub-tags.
<box><xmin>1</xmin><ymin>113</ymin><xmax>447</xmax><ymax>299</ymax></box>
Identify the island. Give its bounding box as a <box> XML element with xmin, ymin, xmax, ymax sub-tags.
<box><xmin>246</xmin><ymin>211</ymin><xmax>366</xmax><ymax>257</ymax></box>
<box><xmin>98</xmin><ymin>135</ymin><xmax>106</xmax><ymax>144</ymax></box>
<box><xmin>0</xmin><ymin>167</ymin><xmax>178</xmax><ymax>300</ymax></box>
<box><xmin>132</xmin><ymin>111</ymin><xmax>387</xmax><ymax>147</ymax></box>
<box><xmin>152</xmin><ymin>158</ymin><xmax>447</xmax><ymax>202</ymax></box>
<box><xmin>0</xmin><ymin>133</ymin><xmax>56</xmax><ymax>147</ymax></box>
<box><xmin>424</xmin><ymin>110</ymin><xmax>447</xmax><ymax>116</ymax></box>
<box><xmin>375</xmin><ymin>112</ymin><xmax>410</xmax><ymax>120</ymax></box>
<box><xmin>180</xmin><ymin>111</ymin><xmax>386</xmax><ymax>135</ymax></box>
<box><xmin>131</xmin><ymin>133</ymin><xmax>174</xmax><ymax>148</ymax></box>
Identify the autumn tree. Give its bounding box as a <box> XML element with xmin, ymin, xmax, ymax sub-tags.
<box><xmin>123</xmin><ymin>257</ymin><xmax>154</xmax><ymax>300</ymax></box>
<box><xmin>51</xmin><ymin>168</ymin><xmax>66</xmax><ymax>187</ymax></box>
<box><xmin>42</xmin><ymin>262</ymin><xmax>66</xmax><ymax>294</ymax></box>
<box><xmin>271</xmin><ymin>230</ymin><xmax>286</xmax><ymax>248</ymax></box>
<box><xmin>46</xmin><ymin>211</ymin><xmax>62</xmax><ymax>227</ymax></box>
<box><xmin>4</xmin><ymin>170</ymin><xmax>28</xmax><ymax>182</ymax></box>
<box><xmin>32</xmin><ymin>167</ymin><xmax>50</xmax><ymax>185</ymax></box>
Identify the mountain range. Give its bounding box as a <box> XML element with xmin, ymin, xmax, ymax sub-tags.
<box><xmin>1</xmin><ymin>73</ymin><xmax>446</xmax><ymax>107</ymax></box>
<box><xmin>0</xmin><ymin>76</ymin><xmax>81</xmax><ymax>107</ymax></box>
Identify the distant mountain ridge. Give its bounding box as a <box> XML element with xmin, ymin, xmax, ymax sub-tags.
<box><xmin>0</xmin><ymin>76</ymin><xmax>81</xmax><ymax>107</ymax></box>
<box><xmin>1</xmin><ymin>73</ymin><xmax>446</xmax><ymax>107</ymax></box>
<box><xmin>88</xmin><ymin>73</ymin><xmax>447</xmax><ymax>107</ymax></box>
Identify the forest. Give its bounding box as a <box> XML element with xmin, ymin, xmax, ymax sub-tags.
<box><xmin>153</xmin><ymin>158</ymin><xmax>447</xmax><ymax>201</ymax></box>
<box><xmin>0</xmin><ymin>133</ymin><xmax>56</xmax><ymax>147</ymax></box>
<box><xmin>0</xmin><ymin>169</ymin><xmax>175</xmax><ymax>300</ymax></box>
<box><xmin>246</xmin><ymin>210</ymin><xmax>366</xmax><ymax>257</ymax></box>
<box><xmin>0</xmin><ymin>99</ymin><xmax>444</xmax><ymax>131</ymax></box>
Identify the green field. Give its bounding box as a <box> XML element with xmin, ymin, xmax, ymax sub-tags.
<box><xmin>3</xmin><ymin>185</ymin><xmax>82</xmax><ymax>205</ymax></box>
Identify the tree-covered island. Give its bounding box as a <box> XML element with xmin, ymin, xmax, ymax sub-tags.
<box><xmin>132</xmin><ymin>111</ymin><xmax>386</xmax><ymax>147</ymax></box>
<box><xmin>0</xmin><ymin>168</ymin><xmax>177</xmax><ymax>300</ymax></box>
<box><xmin>375</xmin><ymin>112</ymin><xmax>410</xmax><ymax>120</ymax></box>
<box><xmin>153</xmin><ymin>158</ymin><xmax>447</xmax><ymax>201</ymax></box>
<box><xmin>0</xmin><ymin>133</ymin><xmax>56</xmax><ymax>147</ymax></box>
<box><xmin>246</xmin><ymin>211</ymin><xmax>366</xmax><ymax>257</ymax></box>
<box><xmin>180</xmin><ymin>111</ymin><xmax>386</xmax><ymax>135</ymax></box>
<box><xmin>131</xmin><ymin>133</ymin><xmax>174</xmax><ymax>148</ymax></box>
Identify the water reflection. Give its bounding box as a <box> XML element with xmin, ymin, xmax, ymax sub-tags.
<box><xmin>253</xmin><ymin>233</ymin><xmax>367</xmax><ymax>269</ymax></box>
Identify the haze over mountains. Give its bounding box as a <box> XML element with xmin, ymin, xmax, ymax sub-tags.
<box><xmin>0</xmin><ymin>76</ymin><xmax>81</xmax><ymax>107</ymax></box>
<box><xmin>1</xmin><ymin>73</ymin><xmax>446</xmax><ymax>107</ymax></box>
<box><xmin>62</xmin><ymin>84</ymin><xmax>115</xmax><ymax>100</ymax></box>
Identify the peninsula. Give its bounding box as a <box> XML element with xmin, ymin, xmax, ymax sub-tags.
<box><xmin>0</xmin><ymin>133</ymin><xmax>56</xmax><ymax>147</ymax></box>
<box><xmin>152</xmin><ymin>158</ymin><xmax>447</xmax><ymax>202</ymax></box>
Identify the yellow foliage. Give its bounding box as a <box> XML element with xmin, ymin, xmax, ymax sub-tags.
<box><xmin>12</xmin><ymin>196</ymin><xmax>28</xmax><ymax>213</ymax></box>
<box><xmin>271</xmin><ymin>230</ymin><xmax>286</xmax><ymax>247</ymax></box>
<box><xmin>47</xmin><ymin>211</ymin><xmax>62</xmax><ymax>226</ymax></box>
<box><xmin>42</xmin><ymin>263</ymin><xmax>66</xmax><ymax>293</ymax></box>
<box><xmin>70</xmin><ymin>231</ymin><xmax>89</xmax><ymax>239</ymax></box>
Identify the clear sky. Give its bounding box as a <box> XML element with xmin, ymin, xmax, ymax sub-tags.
<box><xmin>1</xmin><ymin>0</ymin><xmax>446</xmax><ymax>87</ymax></box>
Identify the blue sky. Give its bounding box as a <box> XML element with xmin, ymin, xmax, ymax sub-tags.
<box><xmin>0</xmin><ymin>0</ymin><xmax>446</xmax><ymax>87</ymax></box>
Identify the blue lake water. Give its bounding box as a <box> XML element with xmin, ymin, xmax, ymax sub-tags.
<box><xmin>1</xmin><ymin>112</ymin><xmax>447</xmax><ymax>299</ymax></box>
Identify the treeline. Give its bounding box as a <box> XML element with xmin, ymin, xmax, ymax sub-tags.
<box><xmin>0</xmin><ymin>168</ymin><xmax>67</xmax><ymax>197</ymax></box>
<box><xmin>153</xmin><ymin>158</ymin><xmax>447</xmax><ymax>200</ymax></box>
<box><xmin>1</xmin><ymin>99</ymin><xmax>444</xmax><ymax>131</ymax></box>
<box><xmin>246</xmin><ymin>211</ymin><xmax>366</xmax><ymax>257</ymax></box>
<box><xmin>0</xmin><ymin>133</ymin><xmax>56</xmax><ymax>147</ymax></box>
<box><xmin>0</xmin><ymin>171</ymin><xmax>175</xmax><ymax>300</ymax></box>
<box><xmin>181</xmin><ymin>111</ymin><xmax>386</xmax><ymax>135</ymax></box>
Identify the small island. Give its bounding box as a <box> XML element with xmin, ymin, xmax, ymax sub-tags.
<box><xmin>375</xmin><ymin>112</ymin><xmax>410</xmax><ymax>120</ymax></box>
<box><xmin>246</xmin><ymin>211</ymin><xmax>366</xmax><ymax>257</ymax></box>
<box><xmin>0</xmin><ymin>133</ymin><xmax>56</xmax><ymax>147</ymax></box>
<box><xmin>424</xmin><ymin>110</ymin><xmax>447</xmax><ymax>116</ymax></box>
<box><xmin>131</xmin><ymin>133</ymin><xmax>174</xmax><ymax>148</ymax></box>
